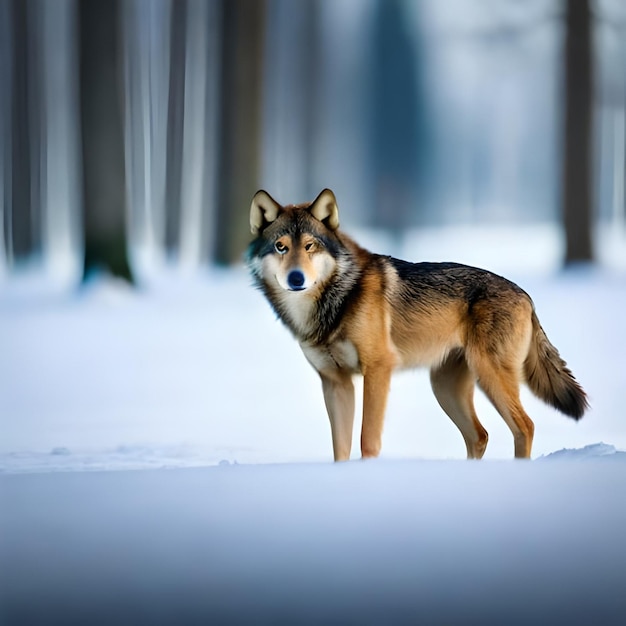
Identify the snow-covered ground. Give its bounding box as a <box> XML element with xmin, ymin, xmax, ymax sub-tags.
<box><xmin>1</xmin><ymin>224</ymin><xmax>625</xmax><ymax>623</ymax></box>
<box><xmin>3</xmin><ymin>458</ymin><xmax>626</xmax><ymax>624</ymax></box>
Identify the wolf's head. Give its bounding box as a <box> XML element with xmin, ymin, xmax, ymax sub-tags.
<box><xmin>247</xmin><ymin>189</ymin><xmax>342</xmax><ymax>293</ymax></box>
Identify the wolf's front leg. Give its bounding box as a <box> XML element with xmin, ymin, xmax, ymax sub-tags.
<box><xmin>321</xmin><ymin>372</ymin><xmax>355</xmax><ymax>461</ymax></box>
<box><xmin>361</xmin><ymin>364</ymin><xmax>393</xmax><ymax>458</ymax></box>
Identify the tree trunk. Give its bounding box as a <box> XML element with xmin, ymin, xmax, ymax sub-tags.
<box><xmin>213</xmin><ymin>0</ymin><xmax>266</xmax><ymax>265</ymax></box>
<box><xmin>164</xmin><ymin>0</ymin><xmax>187</xmax><ymax>255</ymax></box>
<box><xmin>0</xmin><ymin>0</ymin><xmax>9</xmax><ymax>265</ymax></box>
<box><xmin>9</xmin><ymin>0</ymin><xmax>41</xmax><ymax>261</ymax></box>
<box><xmin>79</xmin><ymin>0</ymin><xmax>133</xmax><ymax>282</ymax></box>
<box><xmin>562</xmin><ymin>0</ymin><xmax>594</xmax><ymax>265</ymax></box>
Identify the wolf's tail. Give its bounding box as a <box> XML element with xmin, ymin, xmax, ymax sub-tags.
<box><xmin>524</xmin><ymin>311</ymin><xmax>588</xmax><ymax>419</ymax></box>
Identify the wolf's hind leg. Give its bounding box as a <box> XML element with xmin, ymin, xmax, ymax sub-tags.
<box><xmin>466</xmin><ymin>297</ymin><xmax>535</xmax><ymax>458</ymax></box>
<box><xmin>471</xmin><ymin>359</ymin><xmax>534</xmax><ymax>459</ymax></box>
<box><xmin>321</xmin><ymin>372</ymin><xmax>355</xmax><ymax>462</ymax></box>
<box><xmin>430</xmin><ymin>350</ymin><xmax>488</xmax><ymax>459</ymax></box>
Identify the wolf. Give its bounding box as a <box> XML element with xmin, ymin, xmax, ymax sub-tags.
<box><xmin>247</xmin><ymin>189</ymin><xmax>588</xmax><ymax>461</ymax></box>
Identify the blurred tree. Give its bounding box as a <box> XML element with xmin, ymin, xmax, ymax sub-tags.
<box><xmin>369</xmin><ymin>0</ymin><xmax>433</xmax><ymax>237</ymax></box>
<box><xmin>164</xmin><ymin>0</ymin><xmax>187</xmax><ymax>255</ymax></box>
<box><xmin>79</xmin><ymin>0</ymin><xmax>133</xmax><ymax>283</ymax></box>
<box><xmin>562</xmin><ymin>0</ymin><xmax>594</xmax><ymax>264</ymax></box>
<box><xmin>0</xmin><ymin>0</ymin><xmax>7</xmax><ymax>266</ymax></box>
<box><xmin>451</xmin><ymin>2</ymin><xmax>597</xmax><ymax>263</ymax></box>
<box><xmin>261</xmin><ymin>0</ymin><xmax>321</xmax><ymax>203</ymax></box>
<box><xmin>369</xmin><ymin>0</ymin><xmax>420</xmax><ymax>238</ymax></box>
<box><xmin>213</xmin><ymin>0</ymin><xmax>266</xmax><ymax>265</ymax></box>
<box><xmin>7</xmin><ymin>0</ymin><xmax>42</xmax><ymax>261</ymax></box>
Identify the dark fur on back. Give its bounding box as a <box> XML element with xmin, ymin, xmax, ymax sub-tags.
<box><xmin>388</xmin><ymin>258</ymin><xmax>528</xmax><ymax>307</ymax></box>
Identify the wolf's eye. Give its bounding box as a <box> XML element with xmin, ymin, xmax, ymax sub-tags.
<box><xmin>275</xmin><ymin>241</ymin><xmax>287</xmax><ymax>254</ymax></box>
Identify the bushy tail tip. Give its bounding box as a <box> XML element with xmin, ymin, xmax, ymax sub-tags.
<box><xmin>524</xmin><ymin>312</ymin><xmax>588</xmax><ymax>420</ymax></box>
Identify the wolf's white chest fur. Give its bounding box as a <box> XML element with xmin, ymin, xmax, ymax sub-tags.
<box><xmin>275</xmin><ymin>289</ymin><xmax>318</xmax><ymax>336</ymax></box>
<box><xmin>276</xmin><ymin>290</ymin><xmax>360</xmax><ymax>373</ymax></box>
<box><xmin>301</xmin><ymin>339</ymin><xmax>360</xmax><ymax>374</ymax></box>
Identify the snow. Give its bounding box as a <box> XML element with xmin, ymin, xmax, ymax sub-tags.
<box><xmin>1</xmin><ymin>225</ymin><xmax>625</xmax><ymax>623</ymax></box>
<box><xmin>538</xmin><ymin>442</ymin><xmax>626</xmax><ymax>461</ymax></box>
<box><xmin>2</xmin><ymin>459</ymin><xmax>626</xmax><ymax>624</ymax></box>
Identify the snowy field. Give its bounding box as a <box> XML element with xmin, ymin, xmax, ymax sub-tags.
<box><xmin>1</xmin><ymin>225</ymin><xmax>626</xmax><ymax>623</ymax></box>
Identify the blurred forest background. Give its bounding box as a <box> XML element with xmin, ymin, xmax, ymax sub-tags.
<box><xmin>0</xmin><ymin>0</ymin><xmax>625</xmax><ymax>286</ymax></box>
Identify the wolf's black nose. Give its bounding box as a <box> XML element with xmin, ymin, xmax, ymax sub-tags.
<box><xmin>287</xmin><ymin>270</ymin><xmax>305</xmax><ymax>290</ymax></box>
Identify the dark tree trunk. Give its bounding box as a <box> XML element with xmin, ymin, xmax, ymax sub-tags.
<box><xmin>300</xmin><ymin>0</ymin><xmax>321</xmax><ymax>200</ymax></box>
<box><xmin>562</xmin><ymin>0</ymin><xmax>594</xmax><ymax>265</ymax></box>
<box><xmin>9</xmin><ymin>0</ymin><xmax>41</xmax><ymax>260</ymax></box>
<box><xmin>0</xmin><ymin>0</ymin><xmax>9</xmax><ymax>261</ymax></box>
<box><xmin>79</xmin><ymin>0</ymin><xmax>133</xmax><ymax>282</ymax></box>
<box><xmin>213</xmin><ymin>0</ymin><xmax>266</xmax><ymax>265</ymax></box>
<box><xmin>370</xmin><ymin>0</ymin><xmax>421</xmax><ymax>237</ymax></box>
<box><xmin>164</xmin><ymin>0</ymin><xmax>187</xmax><ymax>255</ymax></box>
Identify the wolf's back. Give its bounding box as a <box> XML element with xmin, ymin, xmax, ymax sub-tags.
<box><xmin>524</xmin><ymin>311</ymin><xmax>588</xmax><ymax>419</ymax></box>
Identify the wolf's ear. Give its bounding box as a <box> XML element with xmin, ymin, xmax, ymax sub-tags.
<box><xmin>309</xmin><ymin>188</ymin><xmax>340</xmax><ymax>231</ymax></box>
<box><xmin>250</xmin><ymin>190</ymin><xmax>281</xmax><ymax>236</ymax></box>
